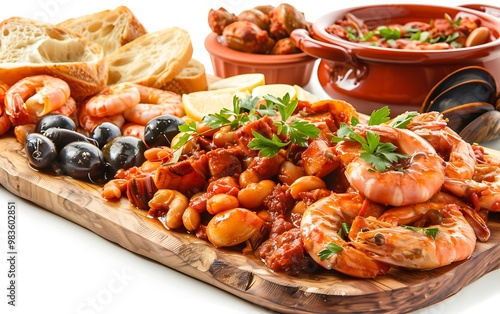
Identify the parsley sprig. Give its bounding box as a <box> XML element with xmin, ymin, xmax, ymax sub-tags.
<box><xmin>404</xmin><ymin>225</ymin><xmax>439</xmax><ymax>239</ymax></box>
<box><xmin>331</xmin><ymin>106</ymin><xmax>416</xmax><ymax>172</ymax></box>
<box><xmin>173</xmin><ymin>93</ymin><xmax>321</xmax><ymax>158</ymax></box>
<box><xmin>248</xmin><ymin>93</ymin><xmax>321</xmax><ymax>157</ymax></box>
<box><xmin>318</xmin><ymin>243</ymin><xmax>343</xmax><ymax>261</ymax></box>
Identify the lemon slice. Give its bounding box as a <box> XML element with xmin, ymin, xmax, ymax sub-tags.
<box><xmin>294</xmin><ymin>85</ymin><xmax>324</xmax><ymax>103</ymax></box>
<box><xmin>182</xmin><ymin>90</ymin><xmax>250</xmax><ymax>121</ymax></box>
<box><xmin>208</xmin><ymin>73</ymin><xmax>265</xmax><ymax>93</ymax></box>
<box><xmin>251</xmin><ymin>84</ymin><xmax>297</xmax><ymax>100</ymax></box>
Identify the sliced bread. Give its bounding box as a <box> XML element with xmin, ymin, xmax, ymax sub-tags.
<box><xmin>105</xmin><ymin>26</ymin><xmax>193</xmax><ymax>88</ymax></box>
<box><xmin>0</xmin><ymin>17</ymin><xmax>107</xmax><ymax>100</ymax></box>
<box><xmin>57</xmin><ymin>6</ymin><xmax>148</xmax><ymax>56</ymax></box>
<box><xmin>161</xmin><ymin>58</ymin><xmax>208</xmax><ymax>94</ymax></box>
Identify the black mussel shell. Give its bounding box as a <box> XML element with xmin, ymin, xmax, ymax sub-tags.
<box><xmin>59</xmin><ymin>142</ymin><xmax>108</xmax><ymax>183</ymax></box>
<box><xmin>102</xmin><ymin>135</ymin><xmax>147</xmax><ymax>174</ymax></box>
<box><xmin>459</xmin><ymin>110</ymin><xmax>500</xmax><ymax>144</ymax></box>
<box><xmin>24</xmin><ymin>133</ymin><xmax>57</xmax><ymax>170</ymax></box>
<box><xmin>43</xmin><ymin>128</ymin><xmax>99</xmax><ymax>152</ymax></box>
<box><xmin>422</xmin><ymin>66</ymin><xmax>496</xmax><ymax>112</ymax></box>
<box><xmin>143</xmin><ymin>115</ymin><xmax>185</xmax><ymax>148</ymax></box>
<box><xmin>35</xmin><ymin>114</ymin><xmax>76</xmax><ymax>133</ymax></box>
<box><xmin>427</xmin><ymin>80</ymin><xmax>496</xmax><ymax>113</ymax></box>
<box><xmin>441</xmin><ymin>102</ymin><xmax>495</xmax><ymax>134</ymax></box>
<box><xmin>91</xmin><ymin>122</ymin><xmax>122</xmax><ymax>149</ymax></box>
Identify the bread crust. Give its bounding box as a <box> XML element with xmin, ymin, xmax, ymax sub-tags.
<box><xmin>105</xmin><ymin>26</ymin><xmax>193</xmax><ymax>88</ymax></box>
<box><xmin>161</xmin><ymin>58</ymin><xmax>208</xmax><ymax>94</ymax></box>
<box><xmin>0</xmin><ymin>17</ymin><xmax>107</xmax><ymax>100</ymax></box>
<box><xmin>57</xmin><ymin>6</ymin><xmax>148</xmax><ymax>56</ymax></box>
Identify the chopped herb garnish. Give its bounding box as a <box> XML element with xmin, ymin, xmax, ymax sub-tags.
<box><xmin>368</xmin><ymin>106</ymin><xmax>391</xmax><ymax>125</ymax></box>
<box><xmin>248</xmin><ymin>93</ymin><xmax>320</xmax><ymax>157</ymax></box>
<box><xmin>404</xmin><ymin>225</ymin><xmax>439</xmax><ymax>239</ymax></box>
<box><xmin>173</xmin><ymin>121</ymin><xmax>198</xmax><ymax>150</ymax></box>
<box><xmin>318</xmin><ymin>242</ymin><xmax>343</xmax><ymax>260</ymax></box>
<box><xmin>337</xmin><ymin>222</ymin><xmax>351</xmax><ymax>239</ymax></box>
<box><xmin>378</xmin><ymin>27</ymin><xmax>401</xmax><ymax>40</ymax></box>
<box><xmin>331</xmin><ymin>106</ymin><xmax>412</xmax><ymax>172</ymax></box>
<box><xmin>388</xmin><ymin>111</ymin><xmax>418</xmax><ymax>129</ymax></box>
<box><xmin>248</xmin><ymin>130</ymin><xmax>289</xmax><ymax>158</ymax></box>
<box><xmin>173</xmin><ymin>93</ymin><xmax>320</xmax><ymax>158</ymax></box>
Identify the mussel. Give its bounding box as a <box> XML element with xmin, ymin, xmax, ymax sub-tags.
<box><xmin>421</xmin><ymin>66</ymin><xmax>500</xmax><ymax>144</ymax></box>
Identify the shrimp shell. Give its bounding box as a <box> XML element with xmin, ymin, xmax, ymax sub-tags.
<box><xmin>300</xmin><ymin>193</ymin><xmax>390</xmax><ymax>278</ymax></box>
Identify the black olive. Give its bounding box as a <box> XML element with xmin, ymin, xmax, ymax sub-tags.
<box><xmin>35</xmin><ymin>114</ymin><xmax>76</xmax><ymax>133</ymax></box>
<box><xmin>143</xmin><ymin>115</ymin><xmax>185</xmax><ymax>148</ymax></box>
<box><xmin>43</xmin><ymin>128</ymin><xmax>99</xmax><ymax>151</ymax></box>
<box><xmin>24</xmin><ymin>133</ymin><xmax>57</xmax><ymax>170</ymax></box>
<box><xmin>59</xmin><ymin>142</ymin><xmax>108</xmax><ymax>183</ymax></box>
<box><xmin>90</xmin><ymin>122</ymin><xmax>122</xmax><ymax>149</ymax></box>
<box><xmin>102</xmin><ymin>135</ymin><xmax>147</xmax><ymax>175</ymax></box>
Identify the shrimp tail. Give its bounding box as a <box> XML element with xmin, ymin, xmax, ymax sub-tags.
<box><xmin>460</xmin><ymin>206</ymin><xmax>490</xmax><ymax>242</ymax></box>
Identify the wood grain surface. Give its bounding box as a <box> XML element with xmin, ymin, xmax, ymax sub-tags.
<box><xmin>1</xmin><ymin>134</ymin><xmax>500</xmax><ymax>314</ymax></box>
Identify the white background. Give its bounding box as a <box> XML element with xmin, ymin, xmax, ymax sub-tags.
<box><xmin>1</xmin><ymin>1</ymin><xmax>500</xmax><ymax>313</ymax></box>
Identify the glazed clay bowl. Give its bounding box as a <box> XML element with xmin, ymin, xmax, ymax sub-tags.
<box><xmin>205</xmin><ymin>33</ymin><xmax>317</xmax><ymax>86</ymax></box>
<box><xmin>290</xmin><ymin>4</ymin><xmax>500</xmax><ymax>116</ymax></box>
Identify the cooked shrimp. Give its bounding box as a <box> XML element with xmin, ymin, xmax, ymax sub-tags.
<box><xmin>350</xmin><ymin>199</ymin><xmax>476</xmax><ymax>269</ymax></box>
<box><xmin>123</xmin><ymin>85</ymin><xmax>184</xmax><ymax>125</ymax></box>
<box><xmin>404</xmin><ymin>111</ymin><xmax>447</xmax><ymax>132</ymax></box>
<box><xmin>78</xmin><ymin>105</ymin><xmax>125</xmax><ymax>133</ymax></box>
<box><xmin>84</xmin><ymin>82</ymin><xmax>141</xmax><ymax>117</ymax></box>
<box><xmin>121</xmin><ymin>123</ymin><xmax>144</xmax><ymax>141</ymax></box>
<box><xmin>300</xmin><ymin>192</ymin><xmax>390</xmax><ymax>278</ymax></box>
<box><xmin>444</xmin><ymin>164</ymin><xmax>500</xmax><ymax>212</ymax></box>
<box><xmin>340</xmin><ymin>125</ymin><xmax>445</xmax><ymax>206</ymax></box>
<box><xmin>13</xmin><ymin>124</ymin><xmax>35</xmax><ymax>145</ymax></box>
<box><xmin>405</xmin><ymin>112</ymin><xmax>476</xmax><ymax>187</ymax></box>
<box><xmin>0</xmin><ymin>104</ymin><xmax>12</xmax><ymax>136</ymax></box>
<box><xmin>372</xmin><ymin>191</ymin><xmax>490</xmax><ymax>242</ymax></box>
<box><xmin>4</xmin><ymin>75</ymin><xmax>71</xmax><ymax>125</ymax></box>
<box><xmin>410</xmin><ymin>121</ymin><xmax>475</xmax><ymax>181</ymax></box>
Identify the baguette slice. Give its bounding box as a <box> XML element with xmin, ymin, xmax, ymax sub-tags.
<box><xmin>0</xmin><ymin>17</ymin><xmax>107</xmax><ymax>100</ymax></box>
<box><xmin>161</xmin><ymin>58</ymin><xmax>208</xmax><ymax>94</ymax></box>
<box><xmin>106</xmin><ymin>26</ymin><xmax>193</xmax><ymax>88</ymax></box>
<box><xmin>57</xmin><ymin>6</ymin><xmax>148</xmax><ymax>56</ymax></box>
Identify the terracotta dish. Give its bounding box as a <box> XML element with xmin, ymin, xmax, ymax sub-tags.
<box><xmin>290</xmin><ymin>4</ymin><xmax>500</xmax><ymax>116</ymax></box>
<box><xmin>204</xmin><ymin>33</ymin><xmax>317</xmax><ymax>86</ymax></box>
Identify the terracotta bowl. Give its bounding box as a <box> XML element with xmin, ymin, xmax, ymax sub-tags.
<box><xmin>290</xmin><ymin>4</ymin><xmax>500</xmax><ymax>116</ymax></box>
<box><xmin>204</xmin><ymin>33</ymin><xmax>317</xmax><ymax>86</ymax></box>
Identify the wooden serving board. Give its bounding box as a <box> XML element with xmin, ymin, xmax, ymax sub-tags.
<box><xmin>1</xmin><ymin>134</ymin><xmax>499</xmax><ymax>314</ymax></box>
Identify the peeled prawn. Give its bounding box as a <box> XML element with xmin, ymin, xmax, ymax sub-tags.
<box><xmin>121</xmin><ymin>123</ymin><xmax>144</xmax><ymax>141</ymax></box>
<box><xmin>123</xmin><ymin>85</ymin><xmax>184</xmax><ymax>125</ymax></box>
<box><xmin>300</xmin><ymin>192</ymin><xmax>390</xmax><ymax>278</ymax></box>
<box><xmin>350</xmin><ymin>199</ymin><xmax>476</xmax><ymax>269</ymax></box>
<box><xmin>340</xmin><ymin>125</ymin><xmax>445</xmax><ymax>206</ymax></box>
<box><xmin>4</xmin><ymin>75</ymin><xmax>71</xmax><ymax>125</ymax></box>
<box><xmin>84</xmin><ymin>82</ymin><xmax>141</xmax><ymax>117</ymax></box>
<box><xmin>78</xmin><ymin>105</ymin><xmax>125</xmax><ymax>133</ymax></box>
<box><xmin>0</xmin><ymin>104</ymin><xmax>12</xmax><ymax>136</ymax></box>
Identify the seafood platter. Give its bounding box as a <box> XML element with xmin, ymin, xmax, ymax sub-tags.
<box><xmin>1</xmin><ymin>2</ymin><xmax>500</xmax><ymax>314</ymax></box>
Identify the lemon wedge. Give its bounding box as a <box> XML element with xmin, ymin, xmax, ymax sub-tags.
<box><xmin>208</xmin><ymin>73</ymin><xmax>265</xmax><ymax>93</ymax></box>
<box><xmin>251</xmin><ymin>84</ymin><xmax>297</xmax><ymax>100</ymax></box>
<box><xmin>294</xmin><ymin>85</ymin><xmax>324</xmax><ymax>103</ymax></box>
<box><xmin>182</xmin><ymin>90</ymin><xmax>250</xmax><ymax>121</ymax></box>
